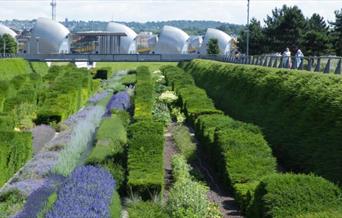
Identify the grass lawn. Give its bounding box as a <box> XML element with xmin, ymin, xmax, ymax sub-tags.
<box><xmin>96</xmin><ymin>62</ymin><xmax>177</xmax><ymax>74</ymax></box>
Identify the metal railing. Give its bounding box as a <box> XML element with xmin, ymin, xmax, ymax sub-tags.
<box><xmin>203</xmin><ymin>55</ymin><xmax>342</xmax><ymax>74</ymax></box>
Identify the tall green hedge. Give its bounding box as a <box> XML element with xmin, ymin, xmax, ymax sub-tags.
<box><xmin>127</xmin><ymin>120</ymin><xmax>164</xmax><ymax>199</ymax></box>
<box><xmin>249</xmin><ymin>173</ymin><xmax>342</xmax><ymax>218</ymax></box>
<box><xmin>134</xmin><ymin>66</ymin><xmax>154</xmax><ymax>120</ymax></box>
<box><xmin>0</xmin><ymin>131</ymin><xmax>32</xmax><ymax>187</ymax></box>
<box><xmin>181</xmin><ymin>59</ymin><xmax>342</xmax><ymax>184</ymax></box>
<box><xmin>29</xmin><ymin>62</ymin><xmax>49</xmax><ymax>76</ymax></box>
<box><xmin>36</xmin><ymin>66</ymin><xmax>94</xmax><ymax>124</ymax></box>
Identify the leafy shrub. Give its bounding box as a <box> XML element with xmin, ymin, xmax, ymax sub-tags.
<box><xmin>168</xmin><ymin>155</ymin><xmax>217</xmax><ymax>218</ymax></box>
<box><xmin>127</xmin><ymin>120</ymin><xmax>164</xmax><ymax>199</ymax></box>
<box><xmin>87</xmin><ymin>115</ymin><xmax>127</xmax><ymax>164</ymax></box>
<box><xmin>0</xmin><ymin>190</ymin><xmax>26</xmax><ymax>217</ymax></box>
<box><xmin>0</xmin><ymin>131</ymin><xmax>32</xmax><ymax>187</ymax></box>
<box><xmin>172</xmin><ymin>125</ymin><xmax>196</xmax><ymax>160</ymax></box>
<box><xmin>182</xmin><ymin>59</ymin><xmax>342</xmax><ymax>183</ymax></box>
<box><xmin>134</xmin><ymin>66</ymin><xmax>154</xmax><ymax>120</ymax></box>
<box><xmin>110</xmin><ymin>191</ymin><xmax>121</xmax><ymax>218</ymax></box>
<box><xmin>152</xmin><ymin>101</ymin><xmax>171</xmax><ymax>126</ymax></box>
<box><xmin>0</xmin><ymin>114</ymin><xmax>14</xmax><ymax>131</ymax></box>
<box><xmin>249</xmin><ymin>173</ymin><xmax>342</xmax><ymax>218</ymax></box>
<box><xmin>111</xmin><ymin>109</ymin><xmax>131</xmax><ymax>128</ymax></box>
<box><xmin>53</xmin><ymin>106</ymin><xmax>105</xmax><ymax>176</ymax></box>
<box><xmin>120</xmin><ymin>74</ymin><xmax>136</xmax><ymax>85</ymax></box>
<box><xmin>30</xmin><ymin>62</ymin><xmax>49</xmax><ymax>76</ymax></box>
<box><xmin>127</xmin><ymin>201</ymin><xmax>169</xmax><ymax>218</ymax></box>
<box><xmin>46</xmin><ymin>166</ymin><xmax>116</xmax><ymax>218</ymax></box>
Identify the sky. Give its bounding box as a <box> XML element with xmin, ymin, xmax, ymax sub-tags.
<box><xmin>0</xmin><ymin>0</ymin><xmax>341</xmax><ymax>25</ymax></box>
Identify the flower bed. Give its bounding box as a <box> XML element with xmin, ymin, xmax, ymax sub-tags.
<box><xmin>46</xmin><ymin>166</ymin><xmax>119</xmax><ymax>218</ymax></box>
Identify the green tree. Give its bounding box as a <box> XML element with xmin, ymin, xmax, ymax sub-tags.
<box><xmin>330</xmin><ymin>9</ymin><xmax>342</xmax><ymax>56</ymax></box>
<box><xmin>238</xmin><ymin>18</ymin><xmax>266</xmax><ymax>55</ymax></box>
<box><xmin>0</xmin><ymin>34</ymin><xmax>17</xmax><ymax>55</ymax></box>
<box><xmin>207</xmin><ymin>38</ymin><xmax>220</xmax><ymax>55</ymax></box>
<box><xmin>302</xmin><ymin>14</ymin><xmax>331</xmax><ymax>56</ymax></box>
<box><xmin>264</xmin><ymin>5</ymin><xmax>306</xmax><ymax>53</ymax></box>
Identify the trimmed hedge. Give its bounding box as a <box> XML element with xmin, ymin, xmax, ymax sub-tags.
<box><xmin>0</xmin><ymin>114</ymin><xmax>14</xmax><ymax>131</ymax></box>
<box><xmin>249</xmin><ymin>173</ymin><xmax>342</xmax><ymax>218</ymax></box>
<box><xmin>161</xmin><ymin>66</ymin><xmax>222</xmax><ymax>122</ymax></box>
<box><xmin>127</xmin><ymin>120</ymin><xmax>164</xmax><ymax>199</ymax></box>
<box><xmin>0</xmin><ymin>131</ymin><xmax>32</xmax><ymax>187</ymax></box>
<box><xmin>134</xmin><ymin>66</ymin><xmax>154</xmax><ymax>120</ymax></box>
<box><xmin>30</xmin><ymin>62</ymin><xmax>49</xmax><ymax>76</ymax></box>
<box><xmin>36</xmin><ymin>66</ymin><xmax>94</xmax><ymax>124</ymax></box>
<box><xmin>181</xmin><ymin>59</ymin><xmax>342</xmax><ymax>183</ymax></box>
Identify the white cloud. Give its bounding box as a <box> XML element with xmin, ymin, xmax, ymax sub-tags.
<box><xmin>0</xmin><ymin>0</ymin><xmax>340</xmax><ymax>24</ymax></box>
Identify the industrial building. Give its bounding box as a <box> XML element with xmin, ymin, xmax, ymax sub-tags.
<box><xmin>154</xmin><ymin>26</ymin><xmax>189</xmax><ymax>54</ymax></box>
<box><xmin>200</xmin><ymin>28</ymin><xmax>233</xmax><ymax>55</ymax></box>
<box><xmin>0</xmin><ymin>23</ymin><xmax>17</xmax><ymax>38</ymax></box>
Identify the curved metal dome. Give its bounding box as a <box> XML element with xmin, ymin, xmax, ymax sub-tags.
<box><xmin>154</xmin><ymin>26</ymin><xmax>189</xmax><ymax>54</ymax></box>
<box><xmin>106</xmin><ymin>22</ymin><xmax>137</xmax><ymax>54</ymax></box>
<box><xmin>187</xmin><ymin>36</ymin><xmax>203</xmax><ymax>53</ymax></box>
<box><xmin>200</xmin><ymin>28</ymin><xmax>232</xmax><ymax>55</ymax></box>
<box><xmin>0</xmin><ymin>23</ymin><xmax>17</xmax><ymax>38</ymax></box>
<box><xmin>28</xmin><ymin>18</ymin><xmax>70</xmax><ymax>54</ymax></box>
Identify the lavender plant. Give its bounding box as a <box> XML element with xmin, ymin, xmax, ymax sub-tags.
<box><xmin>106</xmin><ymin>91</ymin><xmax>131</xmax><ymax>114</ymax></box>
<box><xmin>32</xmin><ymin>125</ymin><xmax>56</xmax><ymax>154</ymax></box>
<box><xmin>53</xmin><ymin>106</ymin><xmax>105</xmax><ymax>176</ymax></box>
<box><xmin>88</xmin><ymin>91</ymin><xmax>109</xmax><ymax>105</ymax></box>
<box><xmin>46</xmin><ymin>166</ymin><xmax>116</xmax><ymax>218</ymax></box>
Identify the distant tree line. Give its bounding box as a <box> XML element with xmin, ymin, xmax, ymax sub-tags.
<box><xmin>238</xmin><ymin>5</ymin><xmax>342</xmax><ymax>56</ymax></box>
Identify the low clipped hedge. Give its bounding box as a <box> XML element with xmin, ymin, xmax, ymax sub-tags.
<box><xmin>29</xmin><ymin>62</ymin><xmax>49</xmax><ymax>76</ymax></box>
<box><xmin>0</xmin><ymin>58</ymin><xmax>31</xmax><ymax>81</ymax></box>
<box><xmin>249</xmin><ymin>173</ymin><xmax>342</xmax><ymax>218</ymax></box>
<box><xmin>127</xmin><ymin>120</ymin><xmax>164</xmax><ymax>199</ymax></box>
<box><xmin>0</xmin><ymin>131</ymin><xmax>32</xmax><ymax>187</ymax></box>
<box><xmin>134</xmin><ymin>66</ymin><xmax>154</xmax><ymax>120</ymax></box>
<box><xmin>181</xmin><ymin>59</ymin><xmax>342</xmax><ymax>183</ymax></box>
<box><xmin>0</xmin><ymin>114</ymin><xmax>14</xmax><ymax>131</ymax></box>
<box><xmin>161</xmin><ymin>66</ymin><xmax>222</xmax><ymax>122</ymax></box>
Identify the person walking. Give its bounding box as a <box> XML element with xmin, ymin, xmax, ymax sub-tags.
<box><xmin>295</xmin><ymin>49</ymin><xmax>304</xmax><ymax>69</ymax></box>
<box><xmin>282</xmin><ymin>48</ymin><xmax>292</xmax><ymax>68</ymax></box>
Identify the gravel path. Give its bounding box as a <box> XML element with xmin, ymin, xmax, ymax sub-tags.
<box><xmin>188</xmin><ymin>129</ymin><xmax>244</xmax><ymax>218</ymax></box>
<box><xmin>163</xmin><ymin>122</ymin><xmax>179</xmax><ymax>201</ymax></box>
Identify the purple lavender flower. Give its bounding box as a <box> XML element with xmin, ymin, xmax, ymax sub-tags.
<box><xmin>46</xmin><ymin>166</ymin><xmax>116</xmax><ymax>218</ymax></box>
<box><xmin>106</xmin><ymin>91</ymin><xmax>131</xmax><ymax>114</ymax></box>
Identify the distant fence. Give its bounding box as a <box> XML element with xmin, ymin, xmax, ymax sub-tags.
<box><xmin>203</xmin><ymin>55</ymin><xmax>342</xmax><ymax>74</ymax></box>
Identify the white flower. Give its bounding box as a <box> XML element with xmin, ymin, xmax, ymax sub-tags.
<box><xmin>159</xmin><ymin>91</ymin><xmax>178</xmax><ymax>104</ymax></box>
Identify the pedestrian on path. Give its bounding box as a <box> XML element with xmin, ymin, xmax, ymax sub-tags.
<box><xmin>295</xmin><ymin>49</ymin><xmax>304</xmax><ymax>69</ymax></box>
<box><xmin>282</xmin><ymin>48</ymin><xmax>292</xmax><ymax>68</ymax></box>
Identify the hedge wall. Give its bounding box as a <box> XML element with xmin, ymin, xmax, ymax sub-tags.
<box><xmin>29</xmin><ymin>62</ymin><xmax>49</xmax><ymax>76</ymax></box>
<box><xmin>181</xmin><ymin>59</ymin><xmax>342</xmax><ymax>184</ymax></box>
<box><xmin>134</xmin><ymin>66</ymin><xmax>154</xmax><ymax>120</ymax></box>
<box><xmin>163</xmin><ymin>65</ymin><xmax>342</xmax><ymax>217</ymax></box>
<box><xmin>249</xmin><ymin>173</ymin><xmax>342</xmax><ymax>218</ymax></box>
<box><xmin>127</xmin><ymin>120</ymin><xmax>164</xmax><ymax>199</ymax></box>
<box><xmin>36</xmin><ymin>66</ymin><xmax>94</xmax><ymax>124</ymax></box>
<box><xmin>0</xmin><ymin>131</ymin><xmax>32</xmax><ymax>187</ymax></box>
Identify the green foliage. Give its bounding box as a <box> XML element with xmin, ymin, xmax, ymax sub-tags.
<box><xmin>238</xmin><ymin>18</ymin><xmax>265</xmax><ymax>55</ymax></box>
<box><xmin>36</xmin><ymin>65</ymin><xmax>94</xmax><ymax>124</ymax></box>
<box><xmin>168</xmin><ymin>155</ymin><xmax>219</xmax><ymax>218</ymax></box>
<box><xmin>152</xmin><ymin>102</ymin><xmax>171</xmax><ymax>126</ymax></box>
<box><xmin>0</xmin><ymin>114</ymin><xmax>14</xmax><ymax>131</ymax></box>
<box><xmin>109</xmin><ymin>191</ymin><xmax>121</xmax><ymax>218</ymax></box>
<box><xmin>162</xmin><ymin>66</ymin><xmax>222</xmax><ymax>122</ymax></box>
<box><xmin>183</xmin><ymin>59</ymin><xmax>342</xmax><ymax>184</ymax></box>
<box><xmin>172</xmin><ymin>125</ymin><xmax>196</xmax><ymax>160</ymax></box>
<box><xmin>120</xmin><ymin>74</ymin><xmax>137</xmax><ymax>85</ymax></box>
<box><xmin>331</xmin><ymin>9</ymin><xmax>342</xmax><ymax>56</ymax></box>
<box><xmin>87</xmin><ymin>115</ymin><xmax>127</xmax><ymax>163</ymax></box>
<box><xmin>0</xmin><ymin>58</ymin><xmax>31</xmax><ymax>81</ymax></box>
<box><xmin>249</xmin><ymin>174</ymin><xmax>342</xmax><ymax>218</ymax></box>
<box><xmin>127</xmin><ymin>120</ymin><xmax>164</xmax><ymax>199</ymax></box>
<box><xmin>0</xmin><ymin>34</ymin><xmax>17</xmax><ymax>54</ymax></box>
<box><xmin>0</xmin><ymin>131</ymin><xmax>32</xmax><ymax>187</ymax></box>
<box><xmin>37</xmin><ymin>192</ymin><xmax>57</xmax><ymax>218</ymax></box>
<box><xmin>207</xmin><ymin>38</ymin><xmax>220</xmax><ymax>55</ymax></box>
<box><xmin>10</xmin><ymin>103</ymin><xmax>37</xmax><ymax>130</ymax></box>
<box><xmin>111</xmin><ymin>109</ymin><xmax>131</xmax><ymax>128</ymax></box>
<box><xmin>0</xmin><ymin>191</ymin><xmax>26</xmax><ymax>217</ymax></box>
<box><xmin>30</xmin><ymin>62</ymin><xmax>49</xmax><ymax>76</ymax></box>
<box><xmin>134</xmin><ymin>66</ymin><xmax>154</xmax><ymax>120</ymax></box>
<box><xmin>127</xmin><ymin>201</ymin><xmax>169</xmax><ymax>218</ymax></box>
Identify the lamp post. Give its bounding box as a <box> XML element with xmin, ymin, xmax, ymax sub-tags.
<box><xmin>246</xmin><ymin>0</ymin><xmax>250</xmax><ymax>57</ymax></box>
